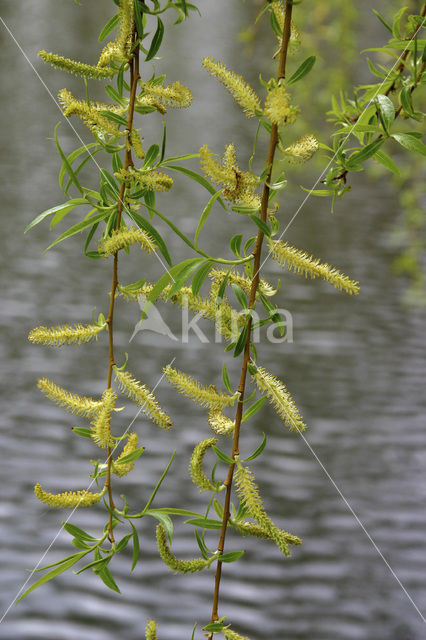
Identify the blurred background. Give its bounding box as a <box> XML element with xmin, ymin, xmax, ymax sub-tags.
<box><xmin>0</xmin><ymin>1</ymin><xmax>425</xmax><ymax>639</ymax></box>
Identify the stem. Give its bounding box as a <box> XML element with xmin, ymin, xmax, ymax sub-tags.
<box><xmin>207</xmin><ymin>2</ymin><xmax>294</xmax><ymax>631</ymax></box>
<box><xmin>105</xmin><ymin>29</ymin><xmax>141</xmax><ymax>543</ymax></box>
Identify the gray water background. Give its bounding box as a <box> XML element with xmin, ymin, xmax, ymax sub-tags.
<box><xmin>1</xmin><ymin>2</ymin><xmax>425</xmax><ymax>639</ymax></box>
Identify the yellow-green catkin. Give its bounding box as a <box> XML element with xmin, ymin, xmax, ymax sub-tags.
<box><xmin>129</xmin><ymin>129</ymin><xmax>145</xmax><ymax>159</ymax></box>
<box><xmin>282</xmin><ymin>134</ymin><xmax>319</xmax><ymax>164</ymax></box>
<box><xmin>164</xmin><ymin>365</ymin><xmax>239</xmax><ymax>410</ymax></box>
<box><xmin>29</xmin><ymin>322</ymin><xmax>106</xmax><ymax>347</ymax></box>
<box><xmin>252</xmin><ymin>365</ymin><xmax>306</xmax><ymax>433</ymax></box>
<box><xmin>199</xmin><ymin>144</ymin><xmax>260</xmax><ymax>208</ymax></box>
<box><xmin>189</xmin><ymin>438</ymin><xmax>217</xmax><ymax>492</ymax></box>
<box><xmin>37</xmin><ymin>378</ymin><xmax>103</xmax><ymax>417</ymax></box>
<box><xmin>114</xmin><ymin>366</ymin><xmax>172</xmax><ymax>430</ymax></box>
<box><xmin>98</xmin><ymin>0</ymin><xmax>134</xmax><ymax>67</ymax></box>
<box><xmin>264</xmin><ymin>86</ymin><xmax>300</xmax><ymax>127</ymax></box>
<box><xmin>99</xmin><ymin>226</ymin><xmax>156</xmax><ymax>257</ymax></box>
<box><xmin>114</xmin><ymin>167</ymin><xmax>173</xmax><ymax>192</ymax></box>
<box><xmin>231</xmin><ymin>520</ymin><xmax>301</xmax><ymax>547</ymax></box>
<box><xmin>118</xmin><ymin>282</ymin><xmax>244</xmax><ymax>342</ymax></box>
<box><xmin>58</xmin><ymin>88</ymin><xmax>124</xmax><ymax>137</ymax></box>
<box><xmin>267</xmin><ymin>238</ymin><xmax>360</xmax><ymax>295</ymax></box>
<box><xmin>38</xmin><ymin>51</ymin><xmax>115</xmax><ymax>79</ymax></box>
<box><xmin>207</xmin><ymin>410</ymin><xmax>235</xmax><ymax>436</ymax></box>
<box><xmin>138</xmin><ymin>80</ymin><xmax>193</xmax><ymax>108</ymax></box>
<box><xmin>90</xmin><ymin>389</ymin><xmax>117</xmax><ymax>448</ymax></box>
<box><xmin>234</xmin><ymin>462</ymin><xmax>298</xmax><ymax>556</ymax></box>
<box><xmin>113</xmin><ymin>433</ymin><xmax>141</xmax><ymax>476</ymax></box>
<box><xmin>34</xmin><ymin>483</ymin><xmax>103</xmax><ymax>508</ymax></box>
<box><xmin>202</xmin><ymin>57</ymin><xmax>262</xmax><ymax>118</ymax></box>
<box><xmin>271</xmin><ymin>2</ymin><xmax>301</xmax><ymax>54</ymax></box>
<box><xmin>222</xmin><ymin>627</ymin><xmax>253</xmax><ymax>640</ymax></box>
<box><xmin>209</xmin><ymin>268</ymin><xmax>276</xmax><ymax>298</ymax></box>
<box><xmin>156</xmin><ymin>524</ymin><xmax>211</xmax><ymax>574</ymax></box>
<box><xmin>145</xmin><ymin>619</ymin><xmax>158</xmax><ymax>640</ymax></box>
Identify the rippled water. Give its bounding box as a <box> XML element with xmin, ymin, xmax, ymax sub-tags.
<box><xmin>1</xmin><ymin>2</ymin><xmax>426</xmax><ymax>639</ymax></box>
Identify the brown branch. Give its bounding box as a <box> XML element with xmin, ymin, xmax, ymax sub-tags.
<box><xmin>207</xmin><ymin>2</ymin><xmax>294</xmax><ymax>633</ymax></box>
<box><xmin>105</xmin><ymin>27</ymin><xmax>141</xmax><ymax>543</ymax></box>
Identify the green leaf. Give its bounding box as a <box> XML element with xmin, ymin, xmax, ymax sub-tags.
<box><xmin>115</xmin><ymin>534</ymin><xmax>132</xmax><ymax>553</ymax></box>
<box><xmin>58</xmin><ymin>142</ymin><xmax>100</xmax><ymax>193</ymax></box>
<box><xmin>392</xmin><ymin>7</ymin><xmax>407</xmax><ymax>39</ymax></box>
<box><xmin>72</xmin><ymin>426</ymin><xmax>92</xmax><ymax>438</ymax></box>
<box><xmin>233</xmin><ymin>322</ymin><xmax>249</xmax><ymax>358</ymax></box>
<box><xmin>100</xmin><ymin>168</ymin><xmax>120</xmax><ymax>195</ymax></box>
<box><xmin>126</xmin><ymin>209</ymin><xmax>172</xmax><ymax>266</ymax></box>
<box><xmin>167</xmin><ymin>258</ymin><xmax>207</xmax><ymax>298</ymax></box>
<box><xmin>195</xmin><ymin>190</ymin><xmax>223</xmax><ymax>246</ymax></box>
<box><xmin>143</xmin><ymin>144</ymin><xmax>160</xmax><ymax>168</ymax></box>
<box><xmin>98</xmin><ymin>13</ymin><xmax>119</xmax><ymax>41</ymax></box>
<box><xmin>145</xmin><ymin>17</ymin><xmax>164</xmax><ymax>61</ymax></box>
<box><xmin>392</xmin><ymin>133</ymin><xmax>426</xmax><ymax>155</ymax></box>
<box><xmin>243</xmin><ymin>432</ymin><xmax>267</xmax><ymax>462</ymax></box>
<box><xmin>230</xmin><ymin>233</ymin><xmax>243</xmax><ymax>257</ymax></box>
<box><xmin>97</xmin><ymin>564</ymin><xmax>121</xmax><ymax>593</ymax></box>
<box><xmin>17</xmin><ymin>552</ymin><xmax>87</xmax><ymax>601</ymax></box>
<box><xmin>287</xmin><ymin>55</ymin><xmax>316</xmax><ymax>85</ymax></box>
<box><xmin>142</xmin><ymin>451</ymin><xmax>176</xmax><ymax>513</ymax></box>
<box><xmin>231</xmin><ymin>283</ymin><xmax>248</xmax><ymax>310</ymax></box>
<box><xmin>216</xmin><ymin>269</ymin><xmax>231</xmax><ymax>301</ymax></box>
<box><xmin>346</xmin><ymin>137</ymin><xmax>385</xmax><ymax>168</ymax></box>
<box><xmin>372</xmin><ymin>9</ymin><xmax>392</xmax><ymax>33</ymax></box>
<box><xmin>25</xmin><ymin>199</ymin><xmax>87</xmax><ymax>233</ymax></box>
<box><xmin>212</xmin><ymin>446</ymin><xmax>235</xmax><ymax>465</ymax></box>
<box><xmin>146</xmin><ymin>510</ymin><xmax>174</xmax><ymax>544</ymax></box>
<box><xmin>185</xmin><ymin>517</ymin><xmax>223</xmax><ymax>530</ymax></box>
<box><xmin>222</xmin><ymin>362</ymin><xmax>233</xmax><ymax>394</ymax></box>
<box><xmin>149</xmin><ymin>507</ymin><xmax>202</xmax><ymax>517</ymax></box>
<box><xmin>192</xmin><ymin>260</ymin><xmax>213</xmax><ymax>295</ymax></box>
<box><xmin>133</xmin><ymin>0</ymin><xmax>145</xmax><ymax>38</ymax></box>
<box><xmin>399</xmin><ymin>86</ymin><xmax>423</xmax><ymax>120</ymax></box>
<box><xmin>163</xmin><ymin>165</ymin><xmax>227</xmax><ymax>210</ymax></box>
<box><xmin>194</xmin><ymin>529</ymin><xmax>210</xmax><ymax>560</ymax></box>
<box><xmin>217</xmin><ymin>550</ymin><xmax>245</xmax><ymax>563</ymax></box>
<box><xmin>54</xmin><ymin>123</ymin><xmax>83</xmax><ymax>195</ymax></box>
<box><xmin>115</xmin><ymin>446</ymin><xmax>145</xmax><ymax>465</ymax></box>
<box><xmin>249</xmin><ymin>215</ymin><xmax>271</xmax><ymax>237</ymax></box>
<box><xmin>63</xmin><ymin>523</ymin><xmax>98</xmax><ymax>542</ymax></box>
<box><xmin>373</xmin><ymin>149</ymin><xmax>401</xmax><ymax>175</ymax></box>
<box><xmin>130</xmin><ymin>522</ymin><xmax>140</xmax><ymax>572</ymax></box>
<box><xmin>44</xmin><ymin>210</ymin><xmax>108</xmax><ymax>253</ymax></box>
<box><xmin>241</xmin><ymin>397</ymin><xmax>266</xmax><ymax>424</ymax></box>
<box><xmin>375</xmin><ymin>94</ymin><xmax>395</xmax><ymax>134</ymax></box>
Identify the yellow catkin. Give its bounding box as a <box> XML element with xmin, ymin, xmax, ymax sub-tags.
<box><xmin>209</xmin><ymin>268</ymin><xmax>276</xmax><ymax>298</ymax></box>
<box><xmin>189</xmin><ymin>438</ymin><xmax>217</xmax><ymax>492</ymax></box>
<box><xmin>231</xmin><ymin>519</ymin><xmax>301</xmax><ymax>547</ymax></box>
<box><xmin>282</xmin><ymin>134</ymin><xmax>319</xmax><ymax>164</ymax></box>
<box><xmin>113</xmin><ymin>432</ymin><xmax>141</xmax><ymax>476</ymax></box>
<box><xmin>115</xmin><ymin>167</ymin><xmax>174</xmax><ymax>192</ymax></box>
<box><xmin>207</xmin><ymin>410</ymin><xmax>235</xmax><ymax>436</ymax></box>
<box><xmin>58</xmin><ymin>88</ymin><xmax>124</xmax><ymax>137</ymax></box>
<box><xmin>129</xmin><ymin>129</ymin><xmax>145</xmax><ymax>158</ymax></box>
<box><xmin>264</xmin><ymin>86</ymin><xmax>300</xmax><ymax>127</ymax></box>
<box><xmin>29</xmin><ymin>323</ymin><xmax>106</xmax><ymax>347</ymax></box>
<box><xmin>34</xmin><ymin>483</ymin><xmax>103</xmax><ymax>508</ymax></box>
<box><xmin>199</xmin><ymin>144</ymin><xmax>261</xmax><ymax>208</ymax></box>
<box><xmin>114</xmin><ymin>366</ymin><xmax>172</xmax><ymax>430</ymax></box>
<box><xmin>139</xmin><ymin>80</ymin><xmax>193</xmax><ymax>108</ymax></box>
<box><xmin>99</xmin><ymin>226</ymin><xmax>156</xmax><ymax>257</ymax></box>
<box><xmin>267</xmin><ymin>238</ymin><xmax>360</xmax><ymax>295</ymax></box>
<box><xmin>118</xmin><ymin>282</ymin><xmax>244</xmax><ymax>341</ymax></box>
<box><xmin>37</xmin><ymin>378</ymin><xmax>102</xmax><ymax>417</ymax></box>
<box><xmin>252</xmin><ymin>365</ymin><xmax>306</xmax><ymax>433</ymax></box>
<box><xmin>222</xmin><ymin>627</ymin><xmax>253</xmax><ymax>640</ymax></box>
<box><xmin>135</xmin><ymin>95</ymin><xmax>167</xmax><ymax>114</ymax></box>
<box><xmin>90</xmin><ymin>388</ymin><xmax>117</xmax><ymax>448</ymax></box>
<box><xmin>38</xmin><ymin>51</ymin><xmax>115</xmax><ymax>79</ymax></box>
<box><xmin>202</xmin><ymin>57</ymin><xmax>262</xmax><ymax>118</ymax></box>
<box><xmin>156</xmin><ymin>524</ymin><xmax>210</xmax><ymax>574</ymax></box>
<box><xmin>234</xmin><ymin>462</ymin><xmax>299</xmax><ymax>557</ymax></box>
<box><xmin>164</xmin><ymin>365</ymin><xmax>239</xmax><ymax>410</ymax></box>
<box><xmin>145</xmin><ymin>619</ymin><xmax>158</xmax><ymax>640</ymax></box>
<box><xmin>98</xmin><ymin>0</ymin><xmax>134</xmax><ymax>67</ymax></box>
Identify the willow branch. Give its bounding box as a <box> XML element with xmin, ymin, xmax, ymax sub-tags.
<box><xmin>105</xmin><ymin>27</ymin><xmax>141</xmax><ymax>543</ymax></box>
<box><xmin>207</xmin><ymin>1</ymin><xmax>294</xmax><ymax>631</ymax></box>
